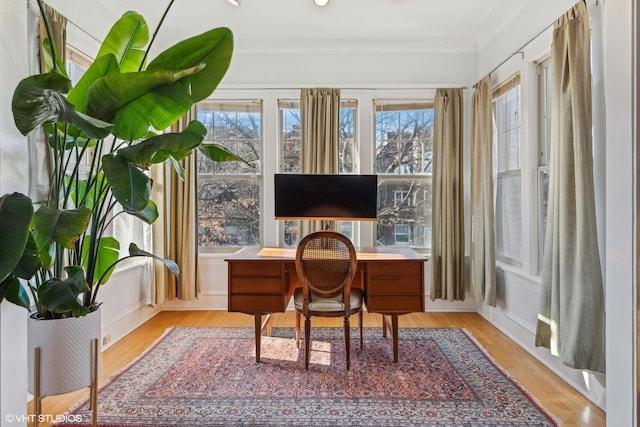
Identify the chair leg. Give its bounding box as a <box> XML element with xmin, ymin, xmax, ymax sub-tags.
<box><xmin>304</xmin><ymin>316</ymin><xmax>311</xmax><ymax>370</ymax></box>
<box><xmin>359</xmin><ymin>310</ymin><xmax>363</xmax><ymax>349</ymax></box>
<box><xmin>295</xmin><ymin>312</ymin><xmax>301</xmax><ymax>348</ymax></box>
<box><xmin>344</xmin><ymin>317</ymin><xmax>351</xmax><ymax>370</ymax></box>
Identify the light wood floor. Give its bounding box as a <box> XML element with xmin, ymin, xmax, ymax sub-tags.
<box><xmin>29</xmin><ymin>311</ymin><xmax>605</xmax><ymax>427</ymax></box>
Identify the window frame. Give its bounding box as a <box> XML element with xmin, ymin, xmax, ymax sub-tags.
<box><xmin>196</xmin><ymin>99</ymin><xmax>264</xmax><ymax>251</ymax></box>
<box><xmin>492</xmin><ymin>75</ymin><xmax>523</xmax><ymax>266</ymax></box>
<box><xmin>537</xmin><ymin>59</ymin><xmax>552</xmax><ymax>272</ymax></box>
<box><xmin>373</xmin><ymin>99</ymin><xmax>434</xmax><ymax>249</ymax></box>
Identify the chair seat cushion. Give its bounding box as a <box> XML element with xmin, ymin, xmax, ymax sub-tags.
<box><xmin>294</xmin><ymin>287</ymin><xmax>363</xmax><ymax>312</ymax></box>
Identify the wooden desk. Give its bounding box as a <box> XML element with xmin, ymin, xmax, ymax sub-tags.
<box><xmin>225</xmin><ymin>246</ymin><xmax>426</xmax><ymax>363</ymax></box>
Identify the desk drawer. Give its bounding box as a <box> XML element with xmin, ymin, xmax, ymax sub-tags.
<box><xmin>368</xmin><ymin>261</ymin><xmax>422</xmax><ymax>277</ymax></box>
<box><xmin>229</xmin><ymin>295</ymin><xmax>286</xmax><ymax>313</ymax></box>
<box><xmin>366</xmin><ymin>295</ymin><xmax>424</xmax><ymax>313</ymax></box>
<box><xmin>230</xmin><ymin>277</ymin><xmax>283</xmax><ymax>294</ymax></box>
<box><xmin>368</xmin><ymin>277</ymin><xmax>422</xmax><ymax>295</ymax></box>
<box><xmin>230</xmin><ymin>261</ymin><xmax>282</xmax><ymax>277</ymax></box>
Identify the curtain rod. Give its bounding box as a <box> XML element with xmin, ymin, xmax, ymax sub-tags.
<box><xmin>481</xmin><ymin>21</ymin><xmax>554</xmax><ymax>83</ymax></box>
<box><xmin>215</xmin><ymin>85</ymin><xmax>468</xmax><ymax>91</ymax></box>
<box><xmin>479</xmin><ymin>0</ymin><xmax>598</xmax><ymax>85</ymax></box>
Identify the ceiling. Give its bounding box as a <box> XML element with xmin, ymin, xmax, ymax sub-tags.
<box><xmin>45</xmin><ymin>0</ymin><xmax>532</xmax><ymax>54</ymax></box>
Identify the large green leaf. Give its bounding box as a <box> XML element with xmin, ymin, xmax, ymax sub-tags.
<box><xmin>12</xmin><ymin>70</ymin><xmax>113</xmax><ymax>138</ymax></box>
<box><xmin>67</xmin><ymin>54</ymin><xmax>121</xmax><ymax>114</ymax></box>
<box><xmin>39</xmin><ymin>265</ymin><xmax>90</xmax><ymax>316</ymax></box>
<box><xmin>148</xmin><ymin>27</ymin><xmax>234</xmax><ymax>103</ymax></box>
<box><xmin>90</xmin><ymin>27</ymin><xmax>233</xmax><ymax>141</ymax></box>
<box><xmin>198</xmin><ymin>143</ymin><xmax>249</xmax><ymax>164</ymax></box>
<box><xmin>82</xmin><ymin>236</ymin><xmax>119</xmax><ymax>285</ymax></box>
<box><xmin>117</xmin><ymin>121</ymin><xmax>206</xmax><ymax>167</ymax></box>
<box><xmin>86</xmin><ymin>66</ymin><xmax>203</xmax><ymax>140</ymax></box>
<box><xmin>96</xmin><ymin>12</ymin><xmax>149</xmax><ymax>73</ymax></box>
<box><xmin>129</xmin><ymin>243</ymin><xmax>179</xmax><ymax>277</ymax></box>
<box><xmin>0</xmin><ymin>276</ymin><xmax>31</xmax><ymax>311</ymax></box>
<box><xmin>12</xmin><ymin>233</ymin><xmax>41</xmax><ymax>280</ymax></box>
<box><xmin>32</xmin><ymin>206</ymin><xmax>92</xmax><ymax>253</ymax></box>
<box><xmin>12</xmin><ymin>71</ymin><xmax>70</xmax><ymax>136</ymax></box>
<box><xmin>0</xmin><ymin>193</ymin><xmax>34</xmax><ymax>283</ymax></box>
<box><xmin>129</xmin><ymin>200</ymin><xmax>159</xmax><ymax>224</ymax></box>
<box><xmin>102</xmin><ymin>154</ymin><xmax>151</xmax><ymax>213</ymax></box>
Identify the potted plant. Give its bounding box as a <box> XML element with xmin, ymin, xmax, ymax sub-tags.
<box><xmin>0</xmin><ymin>0</ymin><xmax>241</xmax><ymax>397</ymax></box>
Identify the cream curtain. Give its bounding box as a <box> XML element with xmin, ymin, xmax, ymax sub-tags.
<box><xmin>535</xmin><ymin>1</ymin><xmax>605</xmax><ymax>373</ymax></box>
<box><xmin>470</xmin><ymin>76</ymin><xmax>497</xmax><ymax>306</ymax></box>
<box><xmin>430</xmin><ymin>88</ymin><xmax>465</xmax><ymax>302</ymax></box>
<box><xmin>153</xmin><ymin>109</ymin><xmax>200</xmax><ymax>302</ymax></box>
<box><xmin>300</xmin><ymin>88</ymin><xmax>341</xmax><ymax>234</ymax></box>
<box><xmin>29</xmin><ymin>2</ymin><xmax>66</xmax><ymax>203</ymax></box>
<box><xmin>150</xmin><ymin>163</ymin><xmax>167</xmax><ymax>304</ymax></box>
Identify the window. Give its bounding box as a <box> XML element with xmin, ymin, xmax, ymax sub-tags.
<box><xmin>65</xmin><ymin>49</ymin><xmax>96</xmax><ymax>172</ymax></box>
<box><xmin>278</xmin><ymin>99</ymin><xmax>357</xmax><ymax>247</ymax></box>
<box><xmin>538</xmin><ymin>60</ymin><xmax>552</xmax><ymax>271</ymax></box>
<box><xmin>196</xmin><ymin>100</ymin><xmax>262</xmax><ymax>247</ymax></box>
<box><xmin>493</xmin><ymin>76</ymin><xmax>522</xmax><ymax>264</ymax></box>
<box><xmin>374</xmin><ymin>100</ymin><xmax>433</xmax><ymax>248</ymax></box>
<box><xmin>394</xmin><ymin>190</ymin><xmax>415</xmax><ymax>207</ymax></box>
<box><xmin>64</xmin><ymin>49</ymin><xmax>147</xmax><ymax>257</ymax></box>
<box><xmin>394</xmin><ymin>224</ymin><xmax>411</xmax><ymax>245</ymax></box>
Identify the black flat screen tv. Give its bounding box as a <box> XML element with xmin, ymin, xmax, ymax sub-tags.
<box><xmin>274</xmin><ymin>174</ymin><xmax>378</xmax><ymax>221</ymax></box>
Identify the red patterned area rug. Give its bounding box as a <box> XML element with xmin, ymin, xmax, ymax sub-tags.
<box><xmin>55</xmin><ymin>327</ymin><xmax>558</xmax><ymax>427</ymax></box>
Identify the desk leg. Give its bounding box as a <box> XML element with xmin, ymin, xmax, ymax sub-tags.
<box><xmin>254</xmin><ymin>314</ymin><xmax>262</xmax><ymax>363</ymax></box>
<box><xmin>391</xmin><ymin>313</ymin><xmax>399</xmax><ymax>363</ymax></box>
<box><xmin>381</xmin><ymin>314</ymin><xmax>399</xmax><ymax>363</ymax></box>
<box><xmin>382</xmin><ymin>315</ymin><xmax>387</xmax><ymax>338</ymax></box>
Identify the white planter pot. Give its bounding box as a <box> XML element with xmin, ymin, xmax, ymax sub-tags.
<box><xmin>27</xmin><ymin>308</ymin><xmax>102</xmax><ymax>396</ymax></box>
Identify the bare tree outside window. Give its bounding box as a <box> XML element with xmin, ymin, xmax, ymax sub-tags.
<box><xmin>375</xmin><ymin>101</ymin><xmax>433</xmax><ymax>248</ymax></box>
<box><xmin>197</xmin><ymin>101</ymin><xmax>262</xmax><ymax>247</ymax></box>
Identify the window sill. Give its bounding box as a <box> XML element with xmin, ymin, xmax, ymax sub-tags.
<box><xmin>495</xmin><ymin>261</ymin><xmax>542</xmax><ymax>287</ymax></box>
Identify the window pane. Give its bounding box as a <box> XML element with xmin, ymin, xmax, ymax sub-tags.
<box><xmin>543</xmin><ymin>65</ymin><xmax>552</xmax><ymax>166</ymax></box>
<box><xmin>339</xmin><ymin>106</ymin><xmax>356</xmax><ymax>174</ymax></box>
<box><xmin>280</xmin><ymin>100</ymin><xmax>356</xmax><ymax>174</ymax></box>
<box><xmin>198</xmin><ymin>109</ymin><xmax>261</xmax><ymax>175</ymax></box>
<box><xmin>281</xmin><ymin>107</ymin><xmax>301</xmax><ymax>174</ymax></box>
<box><xmin>197</xmin><ymin>179</ymin><xmax>260</xmax><ymax>247</ymax></box>
<box><xmin>507</xmin><ymin>128</ymin><xmax>520</xmax><ymax>171</ymax></box>
<box><xmin>496</xmin><ymin>174</ymin><xmax>522</xmax><ymax>261</ymax></box>
<box><xmin>493</xmin><ymin>82</ymin><xmax>522</xmax><ymax>263</ymax></box>
<box><xmin>497</xmin><ymin>132</ymin><xmax>507</xmax><ymax>172</ymax></box>
<box><xmin>376</xmin><ymin>179</ymin><xmax>431</xmax><ymax>248</ymax></box>
<box><xmin>112</xmin><ymin>208</ymin><xmax>147</xmax><ymax>257</ymax></box>
<box><xmin>375</xmin><ymin>108</ymin><xmax>434</xmax><ymax>175</ymax></box>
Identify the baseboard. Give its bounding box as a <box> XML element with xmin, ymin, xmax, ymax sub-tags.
<box><xmin>101</xmin><ymin>304</ymin><xmax>160</xmax><ymax>350</ymax></box>
<box><xmin>478</xmin><ymin>305</ymin><xmax>606</xmax><ymax>410</ymax></box>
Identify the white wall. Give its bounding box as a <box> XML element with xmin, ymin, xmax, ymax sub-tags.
<box><xmin>98</xmin><ymin>261</ymin><xmax>159</xmax><ymax>348</ymax></box>
<box><xmin>1</xmin><ymin>0</ymin><xmax>31</xmax><ymax>424</ymax></box>
<box><xmin>601</xmin><ymin>0</ymin><xmax>636</xmax><ymax>425</ymax></box>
